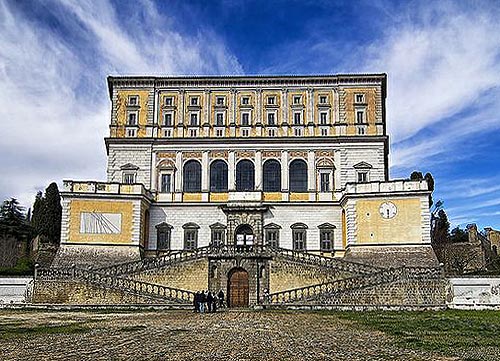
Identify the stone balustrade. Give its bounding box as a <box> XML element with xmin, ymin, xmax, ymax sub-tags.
<box><xmin>344</xmin><ymin>180</ymin><xmax>428</xmax><ymax>195</ymax></box>
<box><xmin>62</xmin><ymin>180</ymin><xmax>154</xmax><ymax>198</ymax></box>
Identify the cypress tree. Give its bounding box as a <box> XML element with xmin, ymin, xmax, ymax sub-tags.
<box><xmin>44</xmin><ymin>183</ymin><xmax>62</xmax><ymax>244</ymax></box>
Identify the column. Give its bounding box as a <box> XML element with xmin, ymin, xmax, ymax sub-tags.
<box><xmin>281</xmin><ymin>88</ymin><xmax>287</xmax><ymax>125</ymax></box>
<box><xmin>153</xmin><ymin>90</ymin><xmax>159</xmax><ymax>138</ymax></box>
<box><xmin>307</xmin><ymin>88</ymin><xmax>314</xmax><ymax>124</ymax></box>
<box><xmin>177</xmin><ymin>90</ymin><xmax>185</xmax><ymax>137</ymax></box>
<box><xmin>256</xmin><ymin>89</ymin><xmax>262</xmax><ymax>123</ymax></box>
<box><xmin>228</xmin><ymin>151</ymin><xmax>236</xmax><ymax>191</ymax></box>
<box><xmin>232</xmin><ymin>89</ymin><xmax>237</xmax><ymax>124</ymax></box>
<box><xmin>201</xmin><ymin>151</ymin><xmax>209</xmax><ymax>192</ymax></box>
<box><xmin>175</xmin><ymin>151</ymin><xmax>182</xmax><ymax>192</ymax></box>
<box><xmin>255</xmin><ymin>151</ymin><xmax>262</xmax><ymax>191</ymax></box>
<box><xmin>151</xmin><ymin>151</ymin><xmax>158</xmax><ymax>192</ymax></box>
<box><xmin>307</xmin><ymin>150</ymin><xmax>315</xmax><ymax>191</ymax></box>
<box><xmin>334</xmin><ymin>150</ymin><xmax>341</xmax><ymax>191</ymax></box>
<box><xmin>281</xmin><ymin>151</ymin><xmax>289</xmax><ymax>191</ymax></box>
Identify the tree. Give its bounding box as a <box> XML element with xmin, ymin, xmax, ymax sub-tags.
<box><xmin>449</xmin><ymin>226</ymin><xmax>468</xmax><ymax>243</ymax></box>
<box><xmin>31</xmin><ymin>191</ymin><xmax>45</xmax><ymax>236</ymax></box>
<box><xmin>424</xmin><ymin>173</ymin><xmax>435</xmax><ymax>207</ymax></box>
<box><xmin>410</xmin><ymin>171</ymin><xmax>423</xmax><ymax>181</ymax></box>
<box><xmin>30</xmin><ymin>183</ymin><xmax>62</xmax><ymax>244</ymax></box>
<box><xmin>0</xmin><ymin>198</ymin><xmax>28</xmax><ymax>237</ymax></box>
<box><xmin>432</xmin><ymin>209</ymin><xmax>450</xmax><ymax>245</ymax></box>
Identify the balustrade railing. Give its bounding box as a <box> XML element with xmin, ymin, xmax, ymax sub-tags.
<box><xmin>36</xmin><ymin>267</ymin><xmax>194</xmax><ymax>303</ymax></box>
<box><xmin>266</xmin><ymin>265</ymin><xmax>444</xmax><ymax>304</ymax></box>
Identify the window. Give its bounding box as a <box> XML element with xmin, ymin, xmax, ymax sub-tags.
<box><xmin>165</xmin><ymin>97</ymin><xmax>173</xmax><ymax>106</ymax></box>
<box><xmin>357</xmin><ymin>171</ymin><xmax>368</xmax><ymax>183</ymax></box>
<box><xmin>190</xmin><ymin>113</ymin><xmax>198</xmax><ymax>126</ymax></box>
<box><xmin>267</xmin><ymin>112</ymin><xmax>276</xmax><ymax>125</ymax></box>
<box><xmin>268</xmin><ymin>128</ymin><xmax>276</xmax><ymax>137</ymax></box>
<box><xmin>164</xmin><ymin>113</ymin><xmax>173</xmax><ymax>126</ymax></box>
<box><xmin>267</xmin><ymin>96</ymin><xmax>275</xmax><ymax>105</ymax></box>
<box><xmin>320</xmin><ymin>230</ymin><xmax>333</xmax><ymax>251</ymax></box>
<box><xmin>357</xmin><ymin>127</ymin><xmax>365</xmax><ymax>135</ymax></box>
<box><xmin>127</xmin><ymin>112</ymin><xmax>137</xmax><ymax>125</ymax></box>
<box><xmin>160</xmin><ymin>173</ymin><xmax>172</xmax><ymax>193</ymax></box>
<box><xmin>320</xmin><ymin>172</ymin><xmax>330</xmax><ymax>192</ymax></box>
<box><xmin>216</xmin><ymin>96</ymin><xmax>225</xmax><ymax>106</ymax></box>
<box><xmin>320</xmin><ymin>112</ymin><xmax>328</xmax><ymax>125</ymax></box>
<box><xmin>216</xmin><ymin>112</ymin><xmax>224</xmax><ymax>126</ymax></box>
<box><xmin>293</xmin><ymin>96</ymin><xmax>301</xmax><ymax>105</ymax></box>
<box><xmin>356</xmin><ymin>110</ymin><xmax>364</xmax><ymax>123</ymax></box>
<box><xmin>291</xmin><ymin>223</ymin><xmax>308</xmax><ymax>250</ymax></box>
<box><xmin>236</xmin><ymin>160</ymin><xmax>255</xmax><ymax>191</ymax></box>
<box><xmin>263</xmin><ymin>159</ymin><xmax>281</xmax><ymax>192</ymax></box>
<box><xmin>241</xmin><ymin>113</ymin><xmax>250</xmax><ymax>126</ymax></box>
<box><xmin>122</xmin><ymin>172</ymin><xmax>136</xmax><ymax>184</ymax></box>
<box><xmin>289</xmin><ymin>159</ymin><xmax>308</xmax><ymax>192</ymax></box>
<box><xmin>266</xmin><ymin>229</ymin><xmax>279</xmax><ymax>247</ymax></box>
<box><xmin>156</xmin><ymin>223</ymin><xmax>172</xmax><ymax>250</ymax></box>
<box><xmin>241</xmin><ymin>96</ymin><xmax>249</xmax><ymax>105</ymax></box>
<box><xmin>293</xmin><ymin>112</ymin><xmax>302</xmax><ymax>125</ymax></box>
<box><xmin>242</xmin><ymin>129</ymin><xmax>250</xmax><ymax>137</ymax></box>
<box><xmin>215</xmin><ymin>128</ymin><xmax>224</xmax><ymax>137</ymax></box>
<box><xmin>183</xmin><ymin>223</ymin><xmax>199</xmax><ymax>250</ymax></box>
<box><xmin>164</xmin><ymin>129</ymin><xmax>172</xmax><ymax>137</ymax></box>
<box><xmin>128</xmin><ymin>95</ymin><xmax>138</xmax><ymax>106</ymax></box>
<box><xmin>210</xmin><ymin>223</ymin><xmax>226</xmax><ymax>247</ymax></box>
<box><xmin>190</xmin><ymin>97</ymin><xmax>199</xmax><ymax>106</ymax></box>
<box><xmin>321</xmin><ymin>128</ymin><xmax>328</xmax><ymax>136</ymax></box>
<box><xmin>294</xmin><ymin>128</ymin><xmax>302</xmax><ymax>137</ymax></box>
<box><xmin>126</xmin><ymin>128</ymin><xmax>137</xmax><ymax>137</ymax></box>
<box><xmin>183</xmin><ymin>160</ymin><xmax>202</xmax><ymax>192</ymax></box>
<box><xmin>189</xmin><ymin>128</ymin><xmax>198</xmax><ymax>137</ymax></box>
<box><xmin>355</xmin><ymin>94</ymin><xmax>365</xmax><ymax>103</ymax></box>
<box><xmin>319</xmin><ymin>95</ymin><xmax>327</xmax><ymax>104</ymax></box>
<box><xmin>210</xmin><ymin>160</ymin><xmax>228</xmax><ymax>192</ymax></box>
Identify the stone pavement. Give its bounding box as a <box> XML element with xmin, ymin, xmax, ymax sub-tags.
<box><xmin>0</xmin><ymin>309</ymin><xmax>455</xmax><ymax>361</ymax></box>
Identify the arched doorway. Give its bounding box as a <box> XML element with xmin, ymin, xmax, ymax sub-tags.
<box><xmin>227</xmin><ymin>267</ymin><xmax>249</xmax><ymax>307</ymax></box>
<box><xmin>235</xmin><ymin>224</ymin><xmax>254</xmax><ymax>247</ymax></box>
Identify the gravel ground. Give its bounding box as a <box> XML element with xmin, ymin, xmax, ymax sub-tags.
<box><xmin>0</xmin><ymin>309</ymin><xmax>456</xmax><ymax>361</ymax></box>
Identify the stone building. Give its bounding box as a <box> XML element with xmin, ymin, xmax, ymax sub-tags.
<box><xmin>53</xmin><ymin>74</ymin><xmax>439</xmax><ymax>307</ymax></box>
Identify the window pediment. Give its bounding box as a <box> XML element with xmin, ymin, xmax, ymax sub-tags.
<box><xmin>264</xmin><ymin>223</ymin><xmax>282</xmax><ymax>229</ymax></box>
<box><xmin>209</xmin><ymin>222</ymin><xmax>227</xmax><ymax>229</ymax></box>
<box><xmin>155</xmin><ymin>222</ymin><xmax>173</xmax><ymax>230</ymax></box>
<box><xmin>318</xmin><ymin>222</ymin><xmax>336</xmax><ymax>229</ymax></box>
<box><xmin>353</xmin><ymin>161</ymin><xmax>373</xmax><ymax>169</ymax></box>
<box><xmin>182</xmin><ymin>222</ymin><xmax>200</xmax><ymax>229</ymax></box>
<box><xmin>120</xmin><ymin>163</ymin><xmax>139</xmax><ymax>170</ymax></box>
<box><xmin>291</xmin><ymin>222</ymin><xmax>308</xmax><ymax>229</ymax></box>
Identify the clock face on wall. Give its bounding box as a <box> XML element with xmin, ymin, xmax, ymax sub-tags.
<box><xmin>379</xmin><ymin>201</ymin><xmax>397</xmax><ymax>219</ymax></box>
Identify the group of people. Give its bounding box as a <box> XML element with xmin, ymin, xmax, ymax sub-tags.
<box><xmin>194</xmin><ymin>289</ymin><xmax>225</xmax><ymax>313</ymax></box>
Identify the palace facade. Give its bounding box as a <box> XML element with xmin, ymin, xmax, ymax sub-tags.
<box><xmin>55</xmin><ymin>74</ymin><xmax>438</xmax><ymax>291</ymax></box>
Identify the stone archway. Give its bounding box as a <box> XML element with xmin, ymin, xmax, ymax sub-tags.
<box><xmin>227</xmin><ymin>267</ymin><xmax>249</xmax><ymax>307</ymax></box>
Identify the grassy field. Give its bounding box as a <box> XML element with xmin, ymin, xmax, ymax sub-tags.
<box><xmin>339</xmin><ymin>310</ymin><xmax>500</xmax><ymax>361</ymax></box>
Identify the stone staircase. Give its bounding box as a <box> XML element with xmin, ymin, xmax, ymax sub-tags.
<box><xmin>36</xmin><ymin>267</ymin><xmax>194</xmax><ymax>304</ymax></box>
<box><xmin>266</xmin><ymin>266</ymin><xmax>444</xmax><ymax>305</ymax></box>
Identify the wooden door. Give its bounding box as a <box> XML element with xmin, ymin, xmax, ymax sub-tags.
<box><xmin>228</xmin><ymin>268</ymin><xmax>249</xmax><ymax>307</ymax></box>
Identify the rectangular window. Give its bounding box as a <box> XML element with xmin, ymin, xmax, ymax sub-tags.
<box><xmin>211</xmin><ymin>229</ymin><xmax>225</xmax><ymax>247</ymax></box>
<box><xmin>164</xmin><ymin>113</ymin><xmax>172</xmax><ymax>126</ymax></box>
<box><xmin>293</xmin><ymin>96</ymin><xmax>301</xmax><ymax>105</ymax></box>
<box><xmin>319</xmin><ymin>95</ymin><xmax>327</xmax><ymax>104</ymax></box>
<box><xmin>356</xmin><ymin>110</ymin><xmax>364</xmax><ymax>123</ymax></box>
<box><xmin>355</xmin><ymin>94</ymin><xmax>365</xmax><ymax>103</ymax></box>
<box><xmin>128</xmin><ymin>95</ymin><xmax>138</xmax><ymax>106</ymax></box>
<box><xmin>185</xmin><ymin>230</ymin><xmax>197</xmax><ymax>250</ymax></box>
<box><xmin>267</xmin><ymin>96</ymin><xmax>275</xmax><ymax>105</ymax></box>
<box><xmin>189</xmin><ymin>128</ymin><xmax>198</xmax><ymax>137</ymax></box>
<box><xmin>216</xmin><ymin>96</ymin><xmax>225</xmax><ymax>106</ymax></box>
<box><xmin>320</xmin><ymin>230</ymin><xmax>333</xmax><ymax>251</ymax></box>
<box><xmin>160</xmin><ymin>174</ymin><xmax>172</xmax><ymax>193</ymax></box>
<box><xmin>215</xmin><ymin>128</ymin><xmax>224</xmax><ymax>137</ymax></box>
<box><xmin>320</xmin><ymin>173</ymin><xmax>330</xmax><ymax>192</ymax></box>
<box><xmin>126</xmin><ymin>128</ymin><xmax>137</xmax><ymax>137</ymax></box>
<box><xmin>165</xmin><ymin>97</ymin><xmax>173</xmax><ymax>106</ymax></box>
<box><xmin>294</xmin><ymin>128</ymin><xmax>302</xmax><ymax>137</ymax></box>
<box><xmin>157</xmin><ymin>229</ymin><xmax>170</xmax><ymax>250</ymax></box>
<box><xmin>216</xmin><ymin>113</ymin><xmax>224</xmax><ymax>126</ymax></box>
<box><xmin>321</xmin><ymin>128</ymin><xmax>328</xmax><ymax>136</ymax></box>
<box><xmin>190</xmin><ymin>97</ymin><xmax>199</xmax><ymax>106</ymax></box>
<box><xmin>241</xmin><ymin>96</ymin><xmax>249</xmax><ymax>105</ymax></box>
<box><xmin>294</xmin><ymin>112</ymin><xmax>301</xmax><ymax>125</ymax></box>
<box><xmin>164</xmin><ymin>129</ymin><xmax>172</xmax><ymax>137</ymax></box>
<box><xmin>293</xmin><ymin>230</ymin><xmax>306</xmax><ymax>250</ymax></box>
<box><xmin>241</xmin><ymin>113</ymin><xmax>250</xmax><ymax>126</ymax></box>
<box><xmin>267</xmin><ymin>112</ymin><xmax>275</xmax><ymax>125</ymax></box>
<box><xmin>357</xmin><ymin>172</ymin><xmax>368</xmax><ymax>183</ymax></box>
<box><xmin>357</xmin><ymin>127</ymin><xmax>365</xmax><ymax>135</ymax></box>
<box><xmin>268</xmin><ymin>128</ymin><xmax>276</xmax><ymax>137</ymax></box>
<box><xmin>242</xmin><ymin>128</ymin><xmax>250</xmax><ymax>137</ymax></box>
<box><xmin>123</xmin><ymin>173</ymin><xmax>135</xmax><ymax>184</ymax></box>
<box><xmin>320</xmin><ymin>112</ymin><xmax>328</xmax><ymax>125</ymax></box>
<box><xmin>190</xmin><ymin>113</ymin><xmax>198</xmax><ymax>126</ymax></box>
<box><xmin>127</xmin><ymin>112</ymin><xmax>137</xmax><ymax>125</ymax></box>
<box><xmin>266</xmin><ymin>230</ymin><xmax>279</xmax><ymax>248</ymax></box>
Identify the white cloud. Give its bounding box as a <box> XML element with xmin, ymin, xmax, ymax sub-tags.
<box><xmin>0</xmin><ymin>0</ymin><xmax>242</xmax><ymax>209</ymax></box>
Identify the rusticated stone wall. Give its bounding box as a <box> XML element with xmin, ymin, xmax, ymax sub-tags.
<box><xmin>269</xmin><ymin>259</ymin><xmax>347</xmax><ymax>293</ymax></box>
<box><xmin>32</xmin><ymin>280</ymin><xmax>163</xmax><ymax>304</ymax></box>
<box><xmin>132</xmin><ymin>258</ymin><xmax>208</xmax><ymax>291</ymax></box>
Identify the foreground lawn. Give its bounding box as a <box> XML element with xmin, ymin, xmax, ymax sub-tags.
<box><xmin>338</xmin><ymin>310</ymin><xmax>500</xmax><ymax>361</ymax></box>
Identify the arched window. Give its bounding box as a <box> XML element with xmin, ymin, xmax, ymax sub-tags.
<box><xmin>236</xmin><ymin>160</ymin><xmax>255</xmax><ymax>191</ymax></box>
<box><xmin>183</xmin><ymin>160</ymin><xmax>201</xmax><ymax>192</ymax></box>
<box><xmin>210</xmin><ymin>160</ymin><xmax>228</xmax><ymax>192</ymax></box>
<box><xmin>289</xmin><ymin>159</ymin><xmax>308</xmax><ymax>192</ymax></box>
<box><xmin>263</xmin><ymin>159</ymin><xmax>281</xmax><ymax>192</ymax></box>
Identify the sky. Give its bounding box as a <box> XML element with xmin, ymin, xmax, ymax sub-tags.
<box><xmin>0</xmin><ymin>0</ymin><xmax>499</xmax><ymax>230</ymax></box>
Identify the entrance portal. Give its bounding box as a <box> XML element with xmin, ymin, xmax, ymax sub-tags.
<box><xmin>227</xmin><ymin>267</ymin><xmax>249</xmax><ymax>307</ymax></box>
<box><xmin>235</xmin><ymin>224</ymin><xmax>254</xmax><ymax>246</ymax></box>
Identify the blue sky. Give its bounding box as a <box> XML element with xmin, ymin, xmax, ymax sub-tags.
<box><xmin>0</xmin><ymin>0</ymin><xmax>499</xmax><ymax>230</ymax></box>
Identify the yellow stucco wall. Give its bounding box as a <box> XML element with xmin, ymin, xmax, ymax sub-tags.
<box><xmin>69</xmin><ymin>199</ymin><xmax>134</xmax><ymax>244</ymax></box>
<box><xmin>344</xmin><ymin>87</ymin><xmax>378</xmax><ymax>136</ymax></box>
<box><xmin>263</xmin><ymin>192</ymin><xmax>282</xmax><ymax>201</ymax></box>
<box><xmin>115</xmin><ymin>90</ymin><xmax>150</xmax><ymax>138</ymax></box>
<box><xmin>355</xmin><ymin>198</ymin><xmax>422</xmax><ymax>244</ymax></box>
<box><xmin>183</xmin><ymin>193</ymin><xmax>203</xmax><ymax>202</ymax></box>
<box><xmin>210</xmin><ymin>193</ymin><xmax>229</xmax><ymax>202</ymax></box>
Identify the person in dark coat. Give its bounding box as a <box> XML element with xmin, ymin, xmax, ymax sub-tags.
<box><xmin>206</xmin><ymin>291</ymin><xmax>214</xmax><ymax>313</ymax></box>
<box><xmin>200</xmin><ymin>290</ymin><xmax>206</xmax><ymax>313</ymax></box>
<box><xmin>194</xmin><ymin>291</ymin><xmax>200</xmax><ymax>313</ymax></box>
<box><xmin>217</xmin><ymin>289</ymin><xmax>225</xmax><ymax>308</ymax></box>
<box><xmin>212</xmin><ymin>295</ymin><xmax>218</xmax><ymax>313</ymax></box>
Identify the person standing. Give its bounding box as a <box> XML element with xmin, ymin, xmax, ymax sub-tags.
<box><xmin>194</xmin><ymin>291</ymin><xmax>199</xmax><ymax>312</ymax></box>
<box><xmin>200</xmin><ymin>291</ymin><xmax>206</xmax><ymax>313</ymax></box>
<box><xmin>218</xmin><ymin>289</ymin><xmax>225</xmax><ymax>308</ymax></box>
<box><xmin>207</xmin><ymin>291</ymin><xmax>213</xmax><ymax>313</ymax></box>
<box><xmin>212</xmin><ymin>295</ymin><xmax>218</xmax><ymax>313</ymax></box>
